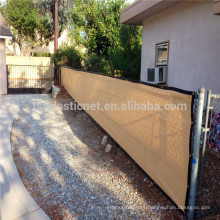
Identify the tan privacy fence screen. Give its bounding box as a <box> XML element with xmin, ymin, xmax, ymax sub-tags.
<box><xmin>61</xmin><ymin>67</ymin><xmax>193</xmax><ymax>209</ymax></box>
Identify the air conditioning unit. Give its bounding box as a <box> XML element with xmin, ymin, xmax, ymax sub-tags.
<box><xmin>147</xmin><ymin>66</ymin><xmax>167</xmax><ymax>84</ymax></box>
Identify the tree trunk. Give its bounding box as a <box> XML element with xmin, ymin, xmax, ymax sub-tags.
<box><xmin>26</xmin><ymin>45</ymin><xmax>32</xmax><ymax>56</ymax></box>
<box><xmin>13</xmin><ymin>44</ymin><xmax>17</xmax><ymax>56</ymax></box>
<box><xmin>7</xmin><ymin>45</ymin><xmax>15</xmax><ymax>56</ymax></box>
<box><xmin>18</xmin><ymin>43</ymin><xmax>23</xmax><ymax>56</ymax></box>
<box><xmin>108</xmin><ymin>60</ymin><xmax>114</xmax><ymax>76</ymax></box>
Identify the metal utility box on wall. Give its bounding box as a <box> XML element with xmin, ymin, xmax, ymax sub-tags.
<box><xmin>147</xmin><ymin>66</ymin><xmax>167</xmax><ymax>84</ymax></box>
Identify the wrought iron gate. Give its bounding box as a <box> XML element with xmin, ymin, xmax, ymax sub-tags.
<box><xmin>7</xmin><ymin>65</ymin><xmax>54</xmax><ymax>94</ymax></box>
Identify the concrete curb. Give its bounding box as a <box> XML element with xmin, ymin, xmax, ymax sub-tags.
<box><xmin>0</xmin><ymin>97</ymin><xmax>50</xmax><ymax>220</ymax></box>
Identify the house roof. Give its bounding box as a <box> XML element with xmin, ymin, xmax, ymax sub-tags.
<box><xmin>120</xmin><ymin>0</ymin><xmax>184</xmax><ymax>25</ymax></box>
<box><xmin>0</xmin><ymin>13</ymin><xmax>12</xmax><ymax>39</ymax></box>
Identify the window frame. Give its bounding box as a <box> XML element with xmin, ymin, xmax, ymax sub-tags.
<box><xmin>155</xmin><ymin>41</ymin><xmax>169</xmax><ymax>67</ymax></box>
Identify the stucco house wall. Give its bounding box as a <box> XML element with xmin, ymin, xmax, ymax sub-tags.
<box><xmin>0</xmin><ymin>38</ymin><xmax>7</xmax><ymax>94</ymax></box>
<box><xmin>140</xmin><ymin>1</ymin><xmax>220</xmax><ymax>93</ymax></box>
<box><xmin>0</xmin><ymin>13</ymin><xmax>12</xmax><ymax>95</ymax></box>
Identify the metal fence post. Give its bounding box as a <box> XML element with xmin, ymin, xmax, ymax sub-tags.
<box><xmin>188</xmin><ymin>87</ymin><xmax>205</xmax><ymax>220</ymax></box>
<box><xmin>196</xmin><ymin>90</ymin><xmax>211</xmax><ymax>208</ymax></box>
<box><xmin>6</xmin><ymin>65</ymin><xmax>9</xmax><ymax>94</ymax></box>
<box><xmin>59</xmin><ymin>67</ymin><xmax>61</xmax><ymax>85</ymax></box>
<box><xmin>50</xmin><ymin>65</ymin><xmax>53</xmax><ymax>83</ymax></box>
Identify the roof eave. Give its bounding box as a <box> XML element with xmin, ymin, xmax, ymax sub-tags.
<box><xmin>120</xmin><ymin>0</ymin><xmax>184</xmax><ymax>25</ymax></box>
<box><xmin>0</xmin><ymin>13</ymin><xmax>13</xmax><ymax>38</ymax></box>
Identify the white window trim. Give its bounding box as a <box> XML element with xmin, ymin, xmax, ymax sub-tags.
<box><xmin>156</xmin><ymin>42</ymin><xmax>169</xmax><ymax>66</ymax></box>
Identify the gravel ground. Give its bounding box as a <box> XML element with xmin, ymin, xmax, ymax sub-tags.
<box><xmin>10</xmin><ymin>90</ymin><xmax>219</xmax><ymax>220</ymax></box>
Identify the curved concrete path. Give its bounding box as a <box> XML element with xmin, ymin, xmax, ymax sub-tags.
<box><xmin>0</xmin><ymin>95</ymin><xmax>50</xmax><ymax>220</ymax></box>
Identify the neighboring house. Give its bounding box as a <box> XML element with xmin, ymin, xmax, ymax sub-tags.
<box><xmin>0</xmin><ymin>13</ymin><xmax>12</xmax><ymax>95</ymax></box>
<box><xmin>121</xmin><ymin>0</ymin><xmax>220</xmax><ymax>93</ymax></box>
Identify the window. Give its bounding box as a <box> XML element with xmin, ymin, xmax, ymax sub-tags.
<box><xmin>156</xmin><ymin>42</ymin><xmax>169</xmax><ymax>66</ymax></box>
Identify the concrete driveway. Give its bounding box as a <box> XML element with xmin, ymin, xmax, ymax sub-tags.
<box><xmin>0</xmin><ymin>95</ymin><xmax>50</xmax><ymax>220</ymax></box>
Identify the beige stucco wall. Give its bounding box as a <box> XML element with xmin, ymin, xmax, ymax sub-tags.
<box><xmin>6</xmin><ymin>56</ymin><xmax>53</xmax><ymax>79</ymax></box>
<box><xmin>0</xmin><ymin>39</ymin><xmax>7</xmax><ymax>95</ymax></box>
<box><xmin>6</xmin><ymin>56</ymin><xmax>52</xmax><ymax>66</ymax></box>
<box><xmin>141</xmin><ymin>1</ymin><xmax>220</xmax><ymax>93</ymax></box>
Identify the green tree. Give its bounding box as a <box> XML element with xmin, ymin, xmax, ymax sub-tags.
<box><xmin>0</xmin><ymin>0</ymin><xmax>72</xmax><ymax>56</ymax></box>
<box><xmin>36</xmin><ymin>0</ymin><xmax>72</xmax><ymax>39</ymax></box>
<box><xmin>72</xmin><ymin>0</ymin><xmax>126</xmax><ymax>75</ymax></box>
<box><xmin>71</xmin><ymin>0</ymin><xmax>142</xmax><ymax>79</ymax></box>
<box><xmin>52</xmin><ymin>45</ymin><xmax>83</xmax><ymax>69</ymax></box>
<box><xmin>111</xmin><ymin>25</ymin><xmax>142</xmax><ymax>80</ymax></box>
<box><xmin>1</xmin><ymin>0</ymin><xmax>54</xmax><ymax>55</ymax></box>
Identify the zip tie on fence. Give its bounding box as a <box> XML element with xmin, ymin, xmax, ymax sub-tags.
<box><xmin>202</xmin><ymin>128</ymin><xmax>210</xmax><ymax>132</ymax></box>
<box><xmin>211</xmin><ymin>94</ymin><xmax>220</xmax><ymax>99</ymax></box>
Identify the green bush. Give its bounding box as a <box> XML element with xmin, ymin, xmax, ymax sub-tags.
<box><xmin>111</xmin><ymin>45</ymin><xmax>141</xmax><ymax>80</ymax></box>
<box><xmin>111</xmin><ymin>25</ymin><xmax>142</xmax><ymax>80</ymax></box>
<box><xmin>52</xmin><ymin>46</ymin><xmax>83</xmax><ymax>69</ymax></box>
<box><xmin>84</xmin><ymin>54</ymin><xmax>110</xmax><ymax>74</ymax></box>
<box><xmin>33</xmin><ymin>52</ymin><xmax>52</xmax><ymax>57</ymax></box>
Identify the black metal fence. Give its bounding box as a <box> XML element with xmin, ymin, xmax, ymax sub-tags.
<box><xmin>54</xmin><ymin>66</ymin><xmax>61</xmax><ymax>85</ymax></box>
<box><xmin>7</xmin><ymin>65</ymin><xmax>54</xmax><ymax>94</ymax></box>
